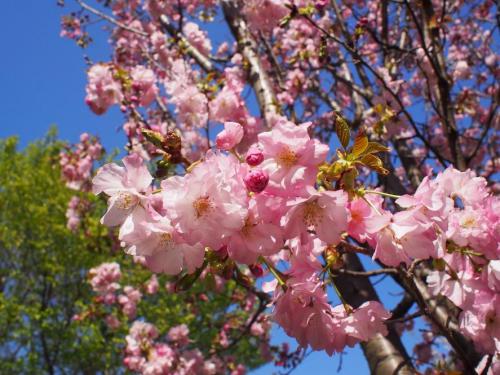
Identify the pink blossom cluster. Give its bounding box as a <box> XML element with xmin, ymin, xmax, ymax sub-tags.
<box><xmin>164</xmin><ymin>59</ymin><xmax>209</xmax><ymax>130</ymax></box>
<box><xmin>124</xmin><ymin>321</ymin><xmax>246</xmax><ymax>375</ymax></box>
<box><xmin>93</xmin><ymin>119</ymin><xmax>394</xmax><ymax>354</ymax></box>
<box><xmin>118</xmin><ymin>285</ymin><xmax>143</xmax><ymax>319</ymax></box>
<box><xmin>59</xmin><ymin>132</ymin><xmax>103</xmax><ymax>190</ymax></box>
<box><xmin>143</xmin><ymin>0</ymin><xmax>217</xmax><ymax>21</ymax></box>
<box><xmin>130</xmin><ymin>65</ymin><xmax>159</xmax><ymax>107</ymax></box>
<box><xmin>242</xmin><ymin>0</ymin><xmax>288</xmax><ymax>34</ymax></box>
<box><xmin>85</xmin><ymin>63</ymin><xmax>159</xmax><ymax>115</ymax></box>
<box><xmin>65</xmin><ymin>195</ymin><xmax>89</xmax><ymax>231</ymax></box>
<box><xmin>351</xmin><ymin>167</ymin><xmax>500</xmax><ymax>354</ymax></box>
<box><xmin>85</xmin><ymin>64</ymin><xmax>123</xmax><ymax>115</ymax></box>
<box><xmin>88</xmin><ymin>262</ymin><xmax>122</xmax><ymax>305</ymax></box>
<box><xmin>272</xmin><ymin>259</ymin><xmax>390</xmax><ymax>355</ymax></box>
<box><xmin>87</xmin><ymin>261</ymin><xmax>144</xmax><ymax>321</ymax></box>
<box><xmin>60</xmin><ymin>15</ymin><xmax>82</xmax><ymax>40</ymax></box>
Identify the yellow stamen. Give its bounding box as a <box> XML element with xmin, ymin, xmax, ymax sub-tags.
<box><xmin>193</xmin><ymin>196</ymin><xmax>213</xmax><ymax>218</ymax></box>
<box><xmin>277</xmin><ymin>146</ymin><xmax>298</xmax><ymax>168</ymax></box>
<box><xmin>116</xmin><ymin>192</ymin><xmax>138</xmax><ymax>209</ymax></box>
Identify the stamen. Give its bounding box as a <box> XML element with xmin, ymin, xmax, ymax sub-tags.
<box><xmin>159</xmin><ymin>232</ymin><xmax>173</xmax><ymax>248</ymax></box>
<box><xmin>116</xmin><ymin>192</ymin><xmax>138</xmax><ymax>210</ymax></box>
<box><xmin>241</xmin><ymin>217</ymin><xmax>256</xmax><ymax>237</ymax></box>
<box><xmin>193</xmin><ymin>196</ymin><xmax>213</xmax><ymax>218</ymax></box>
<box><xmin>461</xmin><ymin>216</ymin><xmax>476</xmax><ymax>228</ymax></box>
<box><xmin>277</xmin><ymin>146</ymin><xmax>298</xmax><ymax>168</ymax></box>
<box><xmin>302</xmin><ymin>200</ymin><xmax>323</xmax><ymax>227</ymax></box>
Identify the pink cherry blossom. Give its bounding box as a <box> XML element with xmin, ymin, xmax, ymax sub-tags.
<box><xmin>130</xmin><ymin>65</ymin><xmax>158</xmax><ymax>107</ymax></box>
<box><xmin>372</xmin><ymin>208</ymin><xmax>439</xmax><ymax>267</ymax></box>
<box><xmin>162</xmin><ymin>152</ymin><xmax>248</xmax><ymax>250</ymax></box>
<box><xmin>284</xmin><ymin>188</ymin><xmax>348</xmax><ymax>244</ymax></box>
<box><xmin>93</xmin><ymin>153</ymin><xmax>152</xmax><ymax>227</ymax></box>
<box><xmin>168</xmin><ymin>324</ymin><xmax>190</xmax><ymax>347</ymax></box>
<box><xmin>245</xmin><ymin>145</ymin><xmax>264</xmax><ymax>166</ymax></box>
<box><xmin>258</xmin><ymin>119</ymin><xmax>328</xmax><ymax>197</ymax></box>
<box><xmin>88</xmin><ymin>262</ymin><xmax>121</xmax><ymax>304</ymax></box>
<box><xmin>85</xmin><ymin>64</ymin><xmax>123</xmax><ymax>115</ymax></box>
<box><xmin>226</xmin><ymin>200</ymin><xmax>283</xmax><ymax>264</ymax></box>
<box><xmin>215</xmin><ymin>122</ymin><xmax>244</xmax><ymax>151</ymax></box>
<box><xmin>243</xmin><ymin>0</ymin><xmax>288</xmax><ymax>33</ymax></box>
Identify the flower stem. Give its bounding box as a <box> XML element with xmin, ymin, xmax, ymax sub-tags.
<box><xmin>259</xmin><ymin>256</ymin><xmax>287</xmax><ymax>287</ymax></box>
<box><xmin>361</xmin><ymin>196</ymin><xmax>382</xmax><ymax>216</ymax></box>
<box><xmin>365</xmin><ymin>190</ymin><xmax>401</xmax><ymax>199</ymax></box>
<box><xmin>329</xmin><ymin>274</ymin><xmax>353</xmax><ymax>314</ymax></box>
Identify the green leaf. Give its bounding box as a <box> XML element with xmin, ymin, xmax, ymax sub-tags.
<box><xmin>364</xmin><ymin>142</ymin><xmax>390</xmax><ymax>155</ymax></box>
<box><xmin>141</xmin><ymin>129</ymin><xmax>165</xmax><ymax>148</ymax></box>
<box><xmin>359</xmin><ymin>154</ymin><xmax>389</xmax><ymax>175</ymax></box>
<box><xmin>341</xmin><ymin>168</ymin><xmax>358</xmax><ymax>191</ymax></box>
<box><xmin>335</xmin><ymin>116</ymin><xmax>350</xmax><ymax>149</ymax></box>
<box><xmin>351</xmin><ymin>132</ymin><xmax>368</xmax><ymax>158</ymax></box>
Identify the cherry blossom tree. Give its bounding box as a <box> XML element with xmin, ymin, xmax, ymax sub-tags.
<box><xmin>57</xmin><ymin>0</ymin><xmax>499</xmax><ymax>373</ymax></box>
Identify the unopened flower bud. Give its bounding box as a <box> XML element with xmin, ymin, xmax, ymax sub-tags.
<box><xmin>244</xmin><ymin>170</ymin><xmax>269</xmax><ymax>193</ymax></box>
<box><xmin>245</xmin><ymin>146</ymin><xmax>264</xmax><ymax>166</ymax></box>
<box><xmin>249</xmin><ymin>264</ymin><xmax>264</xmax><ymax>278</ymax></box>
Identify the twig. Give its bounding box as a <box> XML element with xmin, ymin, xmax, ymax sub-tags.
<box><xmin>386</xmin><ymin>310</ymin><xmax>423</xmax><ymax>324</ymax></box>
<box><xmin>75</xmin><ymin>0</ymin><xmax>148</xmax><ymax>36</ymax></box>
<box><xmin>332</xmin><ymin>268</ymin><xmax>399</xmax><ymax>277</ymax></box>
<box><xmin>158</xmin><ymin>15</ymin><xmax>215</xmax><ymax>73</ymax></box>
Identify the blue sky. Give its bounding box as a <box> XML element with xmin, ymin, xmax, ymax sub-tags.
<box><xmin>0</xmin><ymin>1</ymin><xmax>126</xmax><ymax>152</ymax></box>
<box><xmin>0</xmin><ymin>2</ymin><xmax>425</xmax><ymax>374</ymax></box>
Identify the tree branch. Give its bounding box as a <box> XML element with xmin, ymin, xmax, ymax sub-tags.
<box><xmin>158</xmin><ymin>15</ymin><xmax>215</xmax><ymax>73</ymax></box>
<box><xmin>221</xmin><ymin>0</ymin><xmax>278</xmax><ymax>125</ymax></box>
<box><xmin>332</xmin><ymin>253</ymin><xmax>414</xmax><ymax>374</ymax></box>
<box><xmin>75</xmin><ymin>0</ymin><xmax>148</xmax><ymax>36</ymax></box>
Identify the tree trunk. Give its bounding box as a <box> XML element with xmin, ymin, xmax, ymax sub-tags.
<box><xmin>334</xmin><ymin>252</ymin><xmax>415</xmax><ymax>374</ymax></box>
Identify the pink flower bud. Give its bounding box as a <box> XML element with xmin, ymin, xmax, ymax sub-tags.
<box><xmin>245</xmin><ymin>146</ymin><xmax>264</xmax><ymax>166</ymax></box>
<box><xmin>79</xmin><ymin>132</ymin><xmax>90</xmax><ymax>143</ymax></box>
<box><xmin>244</xmin><ymin>170</ymin><xmax>269</xmax><ymax>193</ymax></box>
<box><xmin>132</xmin><ymin>82</ymin><xmax>142</xmax><ymax>91</ymax></box>
<box><xmin>249</xmin><ymin>264</ymin><xmax>264</xmax><ymax>278</ymax></box>
<box><xmin>215</xmin><ymin>122</ymin><xmax>244</xmax><ymax>151</ymax></box>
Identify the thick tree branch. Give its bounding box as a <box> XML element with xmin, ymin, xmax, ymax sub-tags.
<box><xmin>221</xmin><ymin>0</ymin><xmax>278</xmax><ymax>125</ymax></box>
<box><xmin>333</xmin><ymin>252</ymin><xmax>415</xmax><ymax>374</ymax></box>
<box><xmin>405</xmin><ymin>0</ymin><xmax>466</xmax><ymax>170</ymax></box>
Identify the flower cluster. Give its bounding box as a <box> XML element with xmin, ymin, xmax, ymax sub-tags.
<box><xmin>93</xmin><ymin>120</ymin><xmax>393</xmax><ymax>355</ymax></box>
<box><xmin>65</xmin><ymin>195</ymin><xmax>89</xmax><ymax>231</ymax></box>
<box><xmin>85</xmin><ymin>64</ymin><xmax>123</xmax><ymax>115</ymax></box>
<box><xmin>124</xmin><ymin>321</ymin><xmax>245</xmax><ymax>375</ymax></box>
<box><xmin>59</xmin><ymin>132</ymin><xmax>103</xmax><ymax>190</ymax></box>
<box><xmin>88</xmin><ymin>262</ymin><xmax>122</xmax><ymax>305</ymax></box>
<box><xmin>86</xmin><ymin>261</ymin><xmax>143</xmax><ymax>321</ymax></box>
